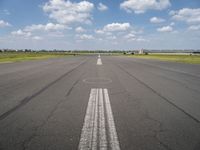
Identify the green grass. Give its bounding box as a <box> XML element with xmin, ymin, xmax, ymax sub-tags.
<box><xmin>0</xmin><ymin>52</ymin><xmax>75</xmax><ymax>63</ymax></box>
<box><xmin>128</xmin><ymin>54</ymin><xmax>200</xmax><ymax>64</ymax></box>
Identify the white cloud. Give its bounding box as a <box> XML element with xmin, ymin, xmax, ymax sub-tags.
<box><xmin>157</xmin><ymin>26</ymin><xmax>173</xmax><ymax>32</ymax></box>
<box><xmin>76</xmin><ymin>34</ymin><xmax>94</xmax><ymax>40</ymax></box>
<box><xmin>103</xmin><ymin>23</ymin><xmax>131</xmax><ymax>32</ymax></box>
<box><xmin>95</xmin><ymin>23</ymin><xmax>146</xmax><ymax>43</ymax></box>
<box><xmin>0</xmin><ymin>9</ymin><xmax>10</xmax><ymax>15</ymax></box>
<box><xmin>123</xmin><ymin>33</ymin><xmax>147</xmax><ymax>42</ymax></box>
<box><xmin>170</xmin><ymin>22</ymin><xmax>175</xmax><ymax>26</ymax></box>
<box><xmin>0</xmin><ymin>20</ymin><xmax>11</xmax><ymax>27</ymax></box>
<box><xmin>170</xmin><ymin>8</ymin><xmax>200</xmax><ymax>24</ymax></box>
<box><xmin>188</xmin><ymin>25</ymin><xmax>200</xmax><ymax>31</ymax></box>
<box><xmin>120</xmin><ymin>0</ymin><xmax>171</xmax><ymax>14</ymax></box>
<box><xmin>75</xmin><ymin>26</ymin><xmax>86</xmax><ymax>33</ymax></box>
<box><xmin>47</xmin><ymin>31</ymin><xmax>65</xmax><ymax>37</ymax></box>
<box><xmin>10</xmin><ymin>22</ymin><xmax>69</xmax><ymax>42</ymax></box>
<box><xmin>97</xmin><ymin>3</ymin><xmax>108</xmax><ymax>11</ymax></box>
<box><xmin>94</xmin><ymin>22</ymin><xmax>146</xmax><ymax>45</ymax></box>
<box><xmin>106</xmin><ymin>36</ymin><xmax>117</xmax><ymax>40</ymax></box>
<box><xmin>32</xmin><ymin>36</ymin><xmax>43</xmax><ymax>40</ymax></box>
<box><xmin>150</xmin><ymin>17</ymin><xmax>165</xmax><ymax>23</ymax></box>
<box><xmin>24</xmin><ymin>23</ymin><xmax>67</xmax><ymax>32</ymax></box>
<box><xmin>11</xmin><ymin>29</ymin><xmax>32</xmax><ymax>37</ymax></box>
<box><xmin>43</xmin><ymin>0</ymin><xmax>94</xmax><ymax>25</ymax></box>
<box><xmin>136</xmin><ymin>38</ymin><xmax>147</xmax><ymax>42</ymax></box>
<box><xmin>124</xmin><ymin>33</ymin><xmax>136</xmax><ymax>39</ymax></box>
<box><xmin>95</xmin><ymin>29</ymin><xmax>105</xmax><ymax>34</ymax></box>
<box><xmin>95</xmin><ymin>23</ymin><xmax>131</xmax><ymax>36</ymax></box>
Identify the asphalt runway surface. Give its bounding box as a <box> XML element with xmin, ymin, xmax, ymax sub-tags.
<box><xmin>0</xmin><ymin>55</ymin><xmax>200</xmax><ymax>150</ymax></box>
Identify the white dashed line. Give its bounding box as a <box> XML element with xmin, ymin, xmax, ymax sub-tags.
<box><xmin>99</xmin><ymin>89</ymin><xmax>107</xmax><ymax>150</ymax></box>
<box><xmin>78</xmin><ymin>88</ymin><xmax>120</xmax><ymax>150</ymax></box>
<box><xmin>97</xmin><ymin>58</ymin><xmax>102</xmax><ymax>65</ymax></box>
<box><xmin>78</xmin><ymin>89</ymin><xmax>96</xmax><ymax>150</ymax></box>
<box><xmin>104</xmin><ymin>89</ymin><xmax>120</xmax><ymax>150</ymax></box>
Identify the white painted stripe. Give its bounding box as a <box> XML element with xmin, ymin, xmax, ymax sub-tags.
<box><xmin>78</xmin><ymin>89</ymin><xmax>97</xmax><ymax>150</ymax></box>
<box><xmin>91</xmin><ymin>89</ymin><xmax>98</xmax><ymax>149</ymax></box>
<box><xmin>104</xmin><ymin>89</ymin><xmax>120</xmax><ymax>150</ymax></box>
<box><xmin>99</xmin><ymin>88</ymin><xmax>107</xmax><ymax>150</ymax></box>
<box><xmin>97</xmin><ymin>58</ymin><xmax>102</xmax><ymax>65</ymax></box>
<box><xmin>78</xmin><ymin>88</ymin><xmax>120</xmax><ymax>150</ymax></box>
<box><xmin>98</xmin><ymin>54</ymin><xmax>101</xmax><ymax>58</ymax></box>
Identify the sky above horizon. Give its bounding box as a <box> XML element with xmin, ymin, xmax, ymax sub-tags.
<box><xmin>0</xmin><ymin>0</ymin><xmax>200</xmax><ymax>50</ymax></box>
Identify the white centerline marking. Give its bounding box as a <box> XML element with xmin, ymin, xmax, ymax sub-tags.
<box><xmin>99</xmin><ymin>89</ymin><xmax>107</xmax><ymax>150</ymax></box>
<box><xmin>78</xmin><ymin>89</ymin><xmax>96</xmax><ymax>150</ymax></box>
<box><xmin>104</xmin><ymin>89</ymin><xmax>120</xmax><ymax>150</ymax></box>
<box><xmin>78</xmin><ymin>88</ymin><xmax>120</xmax><ymax>150</ymax></box>
<box><xmin>92</xmin><ymin>88</ymin><xmax>98</xmax><ymax>149</ymax></box>
<box><xmin>97</xmin><ymin>58</ymin><xmax>102</xmax><ymax>65</ymax></box>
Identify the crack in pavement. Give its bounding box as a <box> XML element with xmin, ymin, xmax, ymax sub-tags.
<box><xmin>122</xmin><ymin>58</ymin><xmax>200</xmax><ymax>79</ymax></box>
<box><xmin>107</xmin><ymin>64</ymin><xmax>170</xmax><ymax>149</ymax></box>
<box><xmin>21</xmin><ymin>72</ymin><xmax>85</xmax><ymax>150</ymax></box>
<box><xmin>0</xmin><ymin>59</ymin><xmax>87</xmax><ymax>122</ymax></box>
<box><xmin>143</xmin><ymin>111</ymin><xmax>172</xmax><ymax>150</ymax></box>
<box><xmin>117</xmin><ymin>64</ymin><xmax>200</xmax><ymax>124</ymax></box>
<box><xmin>102</xmin><ymin>61</ymin><xmax>183</xmax><ymax>150</ymax></box>
<box><xmin>65</xmin><ymin>73</ymin><xmax>84</xmax><ymax>97</ymax></box>
<box><xmin>156</xmin><ymin>73</ymin><xmax>200</xmax><ymax>94</ymax></box>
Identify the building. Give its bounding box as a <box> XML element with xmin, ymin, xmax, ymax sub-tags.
<box><xmin>139</xmin><ymin>49</ymin><xmax>144</xmax><ymax>54</ymax></box>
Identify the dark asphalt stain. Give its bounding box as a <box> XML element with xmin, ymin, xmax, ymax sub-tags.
<box><xmin>0</xmin><ymin>60</ymin><xmax>87</xmax><ymax>121</ymax></box>
<box><xmin>117</xmin><ymin>64</ymin><xmax>200</xmax><ymax>124</ymax></box>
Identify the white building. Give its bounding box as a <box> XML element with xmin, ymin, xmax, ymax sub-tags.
<box><xmin>139</xmin><ymin>49</ymin><xmax>144</xmax><ymax>54</ymax></box>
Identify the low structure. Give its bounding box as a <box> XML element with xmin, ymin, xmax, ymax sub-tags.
<box><xmin>139</xmin><ymin>49</ymin><xmax>144</xmax><ymax>54</ymax></box>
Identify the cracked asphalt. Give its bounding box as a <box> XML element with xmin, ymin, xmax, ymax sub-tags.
<box><xmin>0</xmin><ymin>55</ymin><xmax>200</xmax><ymax>150</ymax></box>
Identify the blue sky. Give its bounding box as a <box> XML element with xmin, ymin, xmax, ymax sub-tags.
<box><xmin>0</xmin><ymin>0</ymin><xmax>200</xmax><ymax>50</ymax></box>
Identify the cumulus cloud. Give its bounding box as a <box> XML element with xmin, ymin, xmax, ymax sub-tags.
<box><xmin>97</xmin><ymin>3</ymin><xmax>108</xmax><ymax>11</ymax></box>
<box><xmin>123</xmin><ymin>33</ymin><xmax>147</xmax><ymax>42</ymax></box>
<box><xmin>124</xmin><ymin>33</ymin><xmax>136</xmax><ymax>39</ymax></box>
<box><xmin>11</xmin><ymin>29</ymin><xmax>32</xmax><ymax>37</ymax></box>
<box><xmin>103</xmin><ymin>23</ymin><xmax>131</xmax><ymax>32</ymax></box>
<box><xmin>106</xmin><ymin>36</ymin><xmax>117</xmax><ymax>40</ymax></box>
<box><xmin>24</xmin><ymin>23</ymin><xmax>67</xmax><ymax>32</ymax></box>
<box><xmin>170</xmin><ymin>8</ymin><xmax>200</xmax><ymax>24</ymax></box>
<box><xmin>0</xmin><ymin>9</ymin><xmax>10</xmax><ymax>15</ymax></box>
<box><xmin>95</xmin><ymin>22</ymin><xmax>146</xmax><ymax>43</ymax></box>
<box><xmin>0</xmin><ymin>20</ymin><xmax>11</xmax><ymax>27</ymax></box>
<box><xmin>170</xmin><ymin>22</ymin><xmax>175</xmax><ymax>26</ymax></box>
<box><xmin>11</xmin><ymin>23</ymin><xmax>68</xmax><ymax>40</ymax></box>
<box><xmin>95</xmin><ymin>23</ymin><xmax>131</xmax><ymax>36</ymax></box>
<box><xmin>188</xmin><ymin>25</ymin><xmax>200</xmax><ymax>31</ymax></box>
<box><xmin>157</xmin><ymin>26</ymin><xmax>173</xmax><ymax>32</ymax></box>
<box><xmin>43</xmin><ymin>0</ymin><xmax>94</xmax><ymax>25</ymax></box>
<box><xmin>135</xmin><ymin>38</ymin><xmax>147</xmax><ymax>42</ymax></box>
<box><xmin>32</xmin><ymin>36</ymin><xmax>43</xmax><ymax>40</ymax></box>
<box><xmin>150</xmin><ymin>17</ymin><xmax>165</xmax><ymax>23</ymax></box>
<box><xmin>95</xmin><ymin>29</ymin><xmax>105</xmax><ymax>34</ymax></box>
<box><xmin>76</xmin><ymin>34</ymin><xmax>94</xmax><ymax>40</ymax></box>
<box><xmin>75</xmin><ymin>26</ymin><xmax>86</xmax><ymax>33</ymax></box>
<box><xmin>120</xmin><ymin>0</ymin><xmax>171</xmax><ymax>14</ymax></box>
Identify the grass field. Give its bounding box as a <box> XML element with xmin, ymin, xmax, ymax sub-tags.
<box><xmin>0</xmin><ymin>52</ymin><xmax>74</xmax><ymax>63</ymax></box>
<box><xmin>128</xmin><ymin>54</ymin><xmax>200</xmax><ymax>64</ymax></box>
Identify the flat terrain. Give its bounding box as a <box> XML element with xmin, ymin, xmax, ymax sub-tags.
<box><xmin>128</xmin><ymin>54</ymin><xmax>200</xmax><ymax>64</ymax></box>
<box><xmin>0</xmin><ymin>52</ymin><xmax>73</xmax><ymax>63</ymax></box>
<box><xmin>0</xmin><ymin>55</ymin><xmax>200</xmax><ymax>150</ymax></box>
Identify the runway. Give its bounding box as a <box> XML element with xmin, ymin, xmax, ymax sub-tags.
<box><xmin>0</xmin><ymin>55</ymin><xmax>200</xmax><ymax>150</ymax></box>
